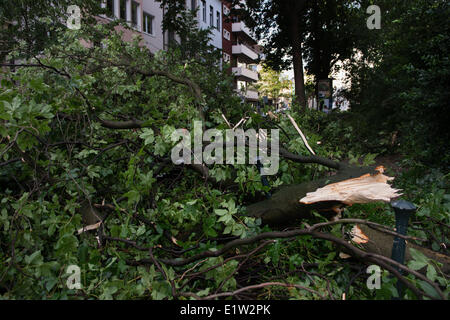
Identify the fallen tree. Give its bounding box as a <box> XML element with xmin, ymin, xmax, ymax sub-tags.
<box><xmin>246</xmin><ymin>164</ymin><xmax>382</xmax><ymax>225</ymax></box>
<box><xmin>245</xmin><ymin>160</ymin><xmax>449</xmax><ymax>276</ymax></box>
<box><xmin>1</xmin><ymin>22</ymin><xmax>448</xmax><ymax>300</ymax></box>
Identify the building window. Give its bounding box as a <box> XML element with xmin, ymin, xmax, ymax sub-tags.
<box><xmin>202</xmin><ymin>1</ymin><xmax>206</xmax><ymax>22</ymax></box>
<box><xmin>223</xmin><ymin>52</ymin><xmax>230</xmax><ymax>63</ymax></box>
<box><xmin>216</xmin><ymin>11</ymin><xmax>220</xmax><ymax>30</ymax></box>
<box><xmin>209</xmin><ymin>5</ymin><xmax>213</xmax><ymax>27</ymax></box>
<box><xmin>223</xmin><ymin>29</ymin><xmax>230</xmax><ymax>40</ymax></box>
<box><xmin>223</xmin><ymin>4</ymin><xmax>230</xmax><ymax>16</ymax></box>
<box><xmin>168</xmin><ymin>31</ymin><xmax>176</xmax><ymax>47</ymax></box>
<box><xmin>191</xmin><ymin>0</ymin><xmax>196</xmax><ymax>12</ymax></box>
<box><xmin>143</xmin><ymin>12</ymin><xmax>153</xmax><ymax>34</ymax></box>
<box><xmin>119</xmin><ymin>0</ymin><xmax>127</xmax><ymax>20</ymax></box>
<box><xmin>106</xmin><ymin>0</ymin><xmax>115</xmax><ymax>17</ymax></box>
<box><xmin>131</xmin><ymin>1</ymin><xmax>139</xmax><ymax>27</ymax></box>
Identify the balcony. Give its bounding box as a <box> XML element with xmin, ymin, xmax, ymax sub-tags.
<box><xmin>232</xmin><ymin>66</ymin><xmax>259</xmax><ymax>82</ymax></box>
<box><xmin>232</xmin><ymin>44</ymin><xmax>259</xmax><ymax>63</ymax></box>
<box><xmin>235</xmin><ymin>89</ymin><xmax>259</xmax><ymax>101</ymax></box>
<box><xmin>244</xmin><ymin>89</ymin><xmax>259</xmax><ymax>101</ymax></box>
<box><xmin>232</xmin><ymin>22</ymin><xmax>257</xmax><ymax>45</ymax></box>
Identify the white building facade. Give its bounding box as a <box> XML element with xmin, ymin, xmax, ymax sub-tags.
<box><xmin>141</xmin><ymin>0</ymin><xmax>165</xmax><ymax>53</ymax></box>
<box><xmin>187</xmin><ymin>0</ymin><xmax>223</xmax><ymax>50</ymax></box>
<box><xmin>101</xmin><ymin>0</ymin><xmax>164</xmax><ymax>54</ymax></box>
<box><xmin>99</xmin><ymin>1</ymin><xmax>262</xmax><ymax>103</ymax></box>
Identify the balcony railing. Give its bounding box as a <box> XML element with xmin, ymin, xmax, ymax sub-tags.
<box><xmin>232</xmin><ymin>22</ymin><xmax>256</xmax><ymax>44</ymax></box>
<box><xmin>235</xmin><ymin>89</ymin><xmax>259</xmax><ymax>101</ymax></box>
<box><xmin>232</xmin><ymin>44</ymin><xmax>258</xmax><ymax>62</ymax></box>
<box><xmin>244</xmin><ymin>89</ymin><xmax>259</xmax><ymax>101</ymax></box>
<box><xmin>232</xmin><ymin>66</ymin><xmax>259</xmax><ymax>82</ymax></box>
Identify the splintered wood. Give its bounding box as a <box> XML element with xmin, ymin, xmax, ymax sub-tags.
<box><xmin>349</xmin><ymin>225</ymin><xmax>369</xmax><ymax>244</ymax></box>
<box><xmin>77</xmin><ymin>221</ymin><xmax>102</xmax><ymax>234</ymax></box>
<box><xmin>299</xmin><ymin>166</ymin><xmax>402</xmax><ymax>205</ymax></box>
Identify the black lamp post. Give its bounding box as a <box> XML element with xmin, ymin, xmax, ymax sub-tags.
<box><xmin>390</xmin><ymin>199</ymin><xmax>416</xmax><ymax>299</ymax></box>
<box><xmin>256</xmin><ymin>157</ymin><xmax>271</xmax><ymax>199</ymax></box>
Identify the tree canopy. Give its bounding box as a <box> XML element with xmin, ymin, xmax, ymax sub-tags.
<box><xmin>233</xmin><ymin>0</ymin><xmax>364</xmax><ymax>110</ymax></box>
<box><xmin>254</xmin><ymin>64</ymin><xmax>292</xmax><ymax>107</ymax></box>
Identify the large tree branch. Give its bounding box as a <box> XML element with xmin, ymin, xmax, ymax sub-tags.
<box><xmin>125</xmin><ymin>219</ymin><xmax>445</xmax><ymax>299</ymax></box>
<box><xmin>99</xmin><ymin>119</ymin><xmax>145</xmax><ymax>129</ymax></box>
<box><xmin>245</xmin><ymin>165</ymin><xmax>378</xmax><ymax>225</ymax></box>
<box><xmin>135</xmin><ymin>69</ymin><xmax>203</xmax><ymax>102</ymax></box>
<box><xmin>2</xmin><ymin>59</ymin><xmax>205</xmax><ymax>125</ymax></box>
<box><xmin>279</xmin><ymin>146</ymin><xmax>341</xmax><ymax>169</ymax></box>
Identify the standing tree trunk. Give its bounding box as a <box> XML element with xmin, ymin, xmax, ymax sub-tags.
<box><xmin>289</xmin><ymin>1</ymin><xmax>307</xmax><ymax>111</ymax></box>
<box><xmin>292</xmin><ymin>43</ymin><xmax>306</xmax><ymax>110</ymax></box>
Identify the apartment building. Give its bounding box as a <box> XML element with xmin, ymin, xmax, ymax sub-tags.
<box><xmin>100</xmin><ymin>1</ymin><xmax>225</xmax><ymax>51</ymax></box>
<box><xmin>188</xmin><ymin>0</ymin><xmax>223</xmax><ymax>50</ymax></box>
<box><xmin>221</xmin><ymin>1</ymin><xmax>259</xmax><ymax>103</ymax></box>
<box><xmin>101</xmin><ymin>0</ymin><xmax>164</xmax><ymax>53</ymax></box>
<box><xmin>99</xmin><ymin>1</ymin><xmax>259</xmax><ymax>102</ymax></box>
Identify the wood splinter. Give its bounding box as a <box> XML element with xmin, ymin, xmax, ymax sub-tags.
<box><xmin>299</xmin><ymin>166</ymin><xmax>402</xmax><ymax>206</ymax></box>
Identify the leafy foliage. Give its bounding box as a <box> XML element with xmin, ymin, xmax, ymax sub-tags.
<box><xmin>254</xmin><ymin>64</ymin><xmax>292</xmax><ymax>106</ymax></box>
<box><xmin>341</xmin><ymin>0</ymin><xmax>450</xmax><ymax>167</ymax></box>
<box><xmin>0</xmin><ymin>1</ymin><xmax>448</xmax><ymax>301</ymax></box>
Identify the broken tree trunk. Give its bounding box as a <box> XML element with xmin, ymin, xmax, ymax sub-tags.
<box><xmin>299</xmin><ymin>166</ymin><xmax>402</xmax><ymax>205</ymax></box>
<box><xmin>246</xmin><ymin>164</ymin><xmax>384</xmax><ymax>226</ymax></box>
<box><xmin>350</xmin><ymin>224</ymin><xmax>450</xmax><ymax>275</ymax></box>
<box><xmin>245</xmin><ymin>163</ymin><xmax>450</xmax><ymax>275</ymax></box>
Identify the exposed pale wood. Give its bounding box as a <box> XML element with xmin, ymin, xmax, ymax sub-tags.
<box><xmin>350</xmin><ymin>225</ymin><xmax>370</xmax><ymax>244</ymax></box>
<box><xmin>221</xmin><ymin>113</ymin><xmax>232</xmax><ymax>128</ymax></box>
<box><xmin>268</xmin><ymin>111</ymin><xmax>278</xmax><ymax>120</ymax></box>
<box><xmin>246</xmin><ymin>165</ymin><xmax>379</xmax><ymax>226</ymax></box>
<box><xmin>299</xmin><ymin>166</ymin><xmax>402</xmax><ymax>205</ymax></box>
<box><xmin>232</xmin><ymin>117</ymin><xmax>247</xmax><ymax>130</ymax></box>
<box><xmin>286</xmin><ymin>114</ymin><xmax>316</xmax><ymax>155</ymax></box>
<box><xmin>77</xmin><ymin>221</ymin><xmax>102</xmax><ymax>234</ymax></box>
<box><xmin>349</xmin><ymin>224</ymin><xmax>450</xmax><ymax>274</ymax></box>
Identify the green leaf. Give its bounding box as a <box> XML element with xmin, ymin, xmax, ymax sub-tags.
<box><xmin>418</xmin><ymin>280</ymin><xmax>440</xmax><ymax>299</ymax></box>
<box><xmin>25</xmin><ymin>250</ymin><xmax>42</xmax><ymax>265</ymax></box>
<box><xmin>214</xmin><ymin>209</ymin><xmax>228</xmax><ymax>216</ymax></box>
<box><xmin>196</xmin><ymin>288</ymin><xmax>210</xmax><ymax>297</ymax></box>
<box><xmin>151</xmin><ymin>281</ymin><xmax>171</xmax><ymax>300</ymax></box>
<box><xmin>123</xmin><ymin>189</ymin><xmax>141</xmax><ymax>206</ymax></box>
<box><xmin>408</xmin><ymin>259</ymin><xmax>427</xmax><ymax>271</ymax></box>
<box><xmin>78</xmin><ymin>244</ymin><xmax>89</xmax><ymax>265</ymax></box>
<box><xmin>55</xmin><ymin>234</ymin><xmax>79</xmax><ymax>257</ymax></box>
<box><xmin>136</xmin><ymin>225</ymin><xmax>146</xmax><ymax>236</ymax></box>
<box><xmin>408</xmin><ymin>248</ymin><xmax>429</xmax><ymax>270</ymax></box>
<box><xmin>45</xmin><ymin>278</ymin><xmax>58</xmax><ymax>292</ymax></box>
<box><xmin>426</xmin><ymin>264</ymin><xmax>437</xmax><ymax>282</ymax></box>
<box><xmin>139</xmin><ymin>128</ymin><xmax>155</xmax><ymax>145</ymax></box>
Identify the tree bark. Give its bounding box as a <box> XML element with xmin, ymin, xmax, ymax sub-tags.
<box><xmin>289</xmin><ymin>1</ymin><xmax>307</xmax><ymax>111</ymax></box>
<box><xmin>244</xmin><ymin>164</ymin><xmax>450</xmax><ymax>275</ymax></box>
<box><xmin>352</xmin><ymin>224</ymin><xmax>450</xmax><ymax>275</ymax></box>
<box><xmin>246</xmin><ymin>164</ymin><xmax>378</xmax><ymax>226</ymax></box>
